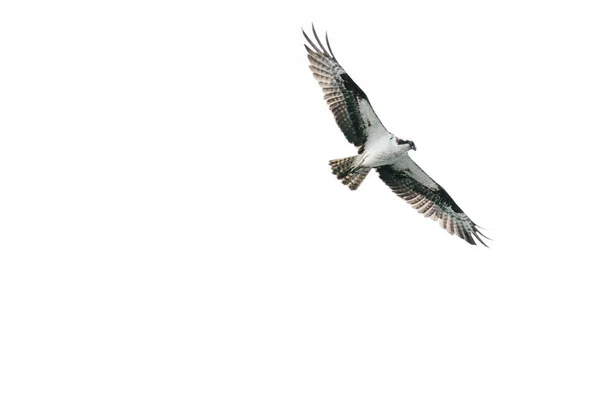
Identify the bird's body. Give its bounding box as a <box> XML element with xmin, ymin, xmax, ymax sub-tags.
<box><xmin>359</xmin><ymin>135</ymin><xmax>413</xmax><ymax>169</ymax></box>
<box><xmin>303</xmin><ymin>25</ymin><xmax>488</xmax><ymax>246</ymax></box>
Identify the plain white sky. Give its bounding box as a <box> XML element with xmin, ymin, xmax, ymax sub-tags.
<box><xmin>1</xmin><ymin>0</ymin><xmax>599</xmax><ymax>399</ymax></box>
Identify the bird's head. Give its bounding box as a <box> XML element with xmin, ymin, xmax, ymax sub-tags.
<box><xmin>396</xmin><ymin>138</ymin><xmax>417</xmax><ymax>151</ymax></box>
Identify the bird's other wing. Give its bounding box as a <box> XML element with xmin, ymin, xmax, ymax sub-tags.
<box><xmin>303</xmin><ymin>25</ymin><xmax>388</xmax><ymax>148</ymax></box>
<box><xmin>377</xmin><ymin>155</ymin><xmax>489</xmax><ymax>246</ymax></box>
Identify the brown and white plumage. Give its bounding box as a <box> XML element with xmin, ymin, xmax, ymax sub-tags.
<box><xmin>377</xmin><ymin>157</ymin><xmax>488</xmax><ymax>246</ymax></box>
<box><xmin>303</xmin><ymin>25</ymin><xmax>488</xmax><ymax>246</ymax></box>
<box><xmin>302</xmin><ymin>26</ymin><xmax>387</xmax><ymax>147</ymax></box>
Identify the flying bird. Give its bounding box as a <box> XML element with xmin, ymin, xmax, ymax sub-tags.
<box><xmin>303</xmin><ymin>25</ymin><xmax>488</xmax><ymax>246</ymax></box>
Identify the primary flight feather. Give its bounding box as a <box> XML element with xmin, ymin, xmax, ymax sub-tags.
<box><xmin>303</xmin><ymin>25</ymin><xmax>488</xmax><ymax>246</ymax></box>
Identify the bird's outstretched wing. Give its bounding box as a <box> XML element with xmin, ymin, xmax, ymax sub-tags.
<box><xmin>303</xmin><ymin>25</ymin><xmax>388</xmax><ymax>147</ymax></box>
<box><xmin>377</xmin><ymin>155</ymin><xmax>489</xmax><ymax>246</ymax></box>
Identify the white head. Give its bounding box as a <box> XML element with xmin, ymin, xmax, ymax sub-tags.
<box><xmin>396</xmin><ymin>137</ymin><xmax>417</xmax><ymax>151</ymax></box>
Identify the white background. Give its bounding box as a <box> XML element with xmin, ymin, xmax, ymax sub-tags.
<box><xmin>1</xmin><ymin>1</ymin><xmax>599</xmax><ymax>399</ymax></box>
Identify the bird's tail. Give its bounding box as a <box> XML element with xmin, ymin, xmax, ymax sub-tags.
<box><xmin>329</xmin><ymin>156</ymin><xmax>371</xmax><ymax>190</ymax></box>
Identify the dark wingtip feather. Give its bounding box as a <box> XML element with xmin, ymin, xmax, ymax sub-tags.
<box><xmin>303</xmin><ymin>24</ymin><xmax>340</xmax><ymax>66</ymax></box>
<box><xmin>472</xmin><ymin>225</ymin><xmax>491</xmax><ymax>247</ymax></box>
<box><xmin>460</xmin><ymin>228</ymin><xmax>476</xmax><ymax>245</ymax></box>
<box><xmin>311</xmin><ymin>24</ymin><xmax>331</xmax><ymax>58</ymax></box>
<box><xmin>325</xmin><ymin>31</ymin><xmax>337</xmax><ymax>61</ymax></box>
<box><xmin>475</xmin><ymin>225</ymin><xmax>492</xmax><ymax>241</ymax></box>
<box><xmin>303</xmin><ymin>26</ymin><xmax>320</xmax><ymax>53</ymax></box>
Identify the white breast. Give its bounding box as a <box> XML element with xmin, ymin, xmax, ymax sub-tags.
<box><xmin>361</xmin><ymin>135</ymin><xmax>410</xmax><ymax>168</ymax></box>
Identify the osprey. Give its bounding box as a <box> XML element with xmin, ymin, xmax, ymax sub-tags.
<box><xmin>303</xmin><ymin>26</ymin><xmax>488</xmax><ymax>246</ymax></box>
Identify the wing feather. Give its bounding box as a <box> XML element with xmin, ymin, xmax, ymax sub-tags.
<box><xmin>303</xmin><ymin>26</ymin><xmax>387</xmax><ymax>147</ymax></box>
<box><xmin>377</xmin><ymin>156</ymin><xmax>489</xmax><ymax>246</ymax></box>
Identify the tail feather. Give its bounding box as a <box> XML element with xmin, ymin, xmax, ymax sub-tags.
<box><xmin>342</xmin><ymin>168</ymin><xmax>370</xmax><ymax>190</ymax></box>
<box><xmin>329</xmin><ymin>156</ymin><xmax>371</xmax><ymax>190</ymax></box>
<box><xmin>329</xmin><ymin>156</ymin><xmax>356</xmax><ymax>176</ymax></box>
